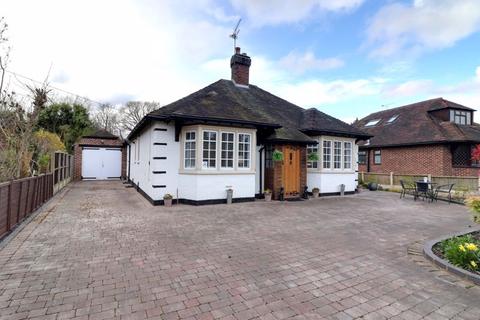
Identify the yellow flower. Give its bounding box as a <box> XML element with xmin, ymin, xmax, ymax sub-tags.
<box><xmin>465</xmin><ymin>243</ymin><xmax>478</xmax><ymax>251</ymax></box>
<box><xmin>459</xmin><ymin>244</ymin><xmax>466</xmax><ymax>252</ymax></box>
<box><xmin>470</xmin><ymin>260</ymin><xmax>478</xmax><ymax>268</ymax></box>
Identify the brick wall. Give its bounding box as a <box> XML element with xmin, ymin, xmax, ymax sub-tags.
<box><xmin>73</xmin><ymin>137</ymin><xmax>126</xmax><ymax>181</ymax></box>
<box><xmin>359</xmin><ymin>144</ymin><xmax>480</xmax><ymax>177</ymax></box>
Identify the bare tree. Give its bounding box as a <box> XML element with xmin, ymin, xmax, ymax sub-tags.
<box><xmin>119</xmin><ymin>101</ymin><xmax>159</xmax><ymax>133</ymax></box>
<box><xmin>0</xmin><ymin>17</ymin><xmax>10</xmax><ymax>103</ymax></box>
<box><xmin>92</xmin><ymin>103</ymin><xmax>120</xmax><ymax>135</ymax></box>
<box><xmin>0</xmin><ymin>82</ymin><xmax>50</xmax><ymax>180</ymax></box>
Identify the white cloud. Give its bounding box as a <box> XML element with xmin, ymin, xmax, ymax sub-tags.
<box><xmin>279</xmin><ymin>51</ymin><xmax>344</xmax><ymax>74</ymax></box>
<box><xmin>381</xmin><ymin>80</ymin><xmax>433</xmax><ymax>98</ymax></box>
<box><xmin>2</xmin><ymin>0</ymin><xmax>233</xmax><ymax>106</ymax></box>
<box><xmin>230</xmin><ymin>0</ymin><xmax>364</xmax><ymax>26</ymax></box>
<box><xmin>366</xmin><ymin>0</ymin><xmax>480</xmax><ymax>57</ymax></box>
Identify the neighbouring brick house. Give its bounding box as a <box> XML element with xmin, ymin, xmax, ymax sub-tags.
<box><xmin>73</xmin><ymin>130</ymin><xmax>127</xmax><ymax>181</ymax></box>
<box><xmin>355</xmin><ymin>98</ymin><xmax>480</xmax><ymax>177</ymax></box>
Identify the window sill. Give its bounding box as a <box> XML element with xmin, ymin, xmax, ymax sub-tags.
<box><xmin>308</xmin><ymin>169</ymin><xmax>356</xmax><ymax>174</ymax></box>
<box><xmin>452</xmin><ymin>165</ymin><xmax>480</xmax><ymax>169</ymax></box>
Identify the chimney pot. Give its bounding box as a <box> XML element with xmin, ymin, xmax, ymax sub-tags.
<box><xmin>235</xmin><ymin>47</ymin><xmax>241</xmax><ymax>54</ymax></box>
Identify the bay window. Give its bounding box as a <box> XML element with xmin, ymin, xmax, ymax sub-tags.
<box><xmin>238</xmin><ymin>133</ymin><xmax>251</xmax><ymax>168</ymax></box>
<box><xmin>184</xmin><ymin>131</ymin><xmax>196</xmax><ymax>168</ymax></box>
<box><xmin>202</xmin><ymin>131</ymin><xmax>217</xmax><ymax>168</ymax></box>
<box><xmin>221</xmin><ymin>132</ymin><xmax>234</xmax><ymax>168</ymax></box>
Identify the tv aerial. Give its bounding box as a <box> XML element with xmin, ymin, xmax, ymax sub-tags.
<box><xmin>229</xmin><ymin>18</ymin><xmax>242</xmax><ymax>51</ymax></box>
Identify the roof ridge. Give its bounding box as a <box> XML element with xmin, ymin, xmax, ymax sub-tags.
<box><xmin>365</xmin><ymin>97</ymin><xmax>443</xmax><ymax>118</ymax></box>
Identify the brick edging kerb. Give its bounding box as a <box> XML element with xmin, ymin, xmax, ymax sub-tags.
<box><xmin>423</xmin><ymin>226</ymin><xmax>480</xmax><ymax>285</ymax></box>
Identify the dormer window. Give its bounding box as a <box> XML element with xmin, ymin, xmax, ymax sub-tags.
<box><xmin>365</xmin><ymin>119</ymin><xmax>380</xmax><ymax>127</ymax></box>
<box><xmin>450</xmin><ymin>109</ymin><xmax>471</xmax><ymax>125</ymax></box>
<box><xmin>387</xmin><ymin>115</ymin><xmax>399</xmax><ymax>123</ymax></box>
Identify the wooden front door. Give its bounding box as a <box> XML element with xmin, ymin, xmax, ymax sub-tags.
<box><xmin>283</xmin><ymin>146</ymin><xmax>301</xmax><ymax>197</ymax></box>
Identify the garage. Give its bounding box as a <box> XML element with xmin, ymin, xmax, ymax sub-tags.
<box><xmin>82</xmin><ymin>147</ymin><xmax>122</xmax><ymax>180</ymax></box>
<box><xmin>73</xmin><ymin>129</ymin><xmax>126</xmax><ymax>181</ymax></box>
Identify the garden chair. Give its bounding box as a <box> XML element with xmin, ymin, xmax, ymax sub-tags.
<box><xmin>433</xmin><ymin>184</ymin><xmax>455</xmax><ymax>204</ymax></box>
<box><xmin>400</xmin><ymin>180</ymin><xmax>416</xmax><ymax>199</ymax></box>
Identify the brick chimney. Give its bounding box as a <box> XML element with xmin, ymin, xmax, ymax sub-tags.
<box><xmin>230</xmin><ymin>47</ymin><xmax>251</xmax><ymax>86</ymax></box>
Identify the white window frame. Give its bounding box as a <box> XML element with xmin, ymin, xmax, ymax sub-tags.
<box><xmin>307</xmin><ymin>144</ymin><xmax>318</xmax><ymax>169</ymax></box>
<box><xmin>374</xmin><ymin>150</ymin><xmax>381</xmax><ymax>165</ymax></box>
<box><xmin>202</xmin><ymin>130</ymin><xmax>218</xmax><ymax>169</ymax></box>
<box><xmin>365</xmin><ymin>119</ymin><xmax>380</xmax><ymax>127</ymax></box>
<box><xmin>333</xmin><ymin>141</ymin><xmax>342</xmax><ymax>170</ymax></box>
<box><xmin>237</xmin><ymin>133</ymin><xmax>251</xmax><ymax>169</ymax></box>
<box><xmin>323</xmin><ymin>140</ymin><xmax>332</xmax><ymax>169</ymax></box>
<box><xmin>343</xmin><ymin>142</ymin><xmax>352</xmax><ymax>170</ymax></box>
<box><xmin>220</xmin><ymin>131</ymin><xmax>235</xmax><ymax>169</ymax></box>
<box><xmin>184</xmin><ymin>131</ymin><xmax>196</xmax><ymax>169</ymax></box>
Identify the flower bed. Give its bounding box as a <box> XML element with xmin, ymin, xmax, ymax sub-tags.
<box><xmin>433</xmin><ymin>232</ymin><xmax>480</xmax><ymax>273</ymax></box>
<box><xmin>424</xmin><ymin>229</ymin><xmax>480</xmax><ymax>285</ymax></box>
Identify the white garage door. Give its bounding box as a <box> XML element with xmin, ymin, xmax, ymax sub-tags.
<box><xmin>82</xmin><ymin>147</ymin><xmax>122</xmax><ymax>180</ymax></box>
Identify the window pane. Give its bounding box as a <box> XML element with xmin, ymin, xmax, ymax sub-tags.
<box><xmin>184</xmin><ymin>131</ymin><xmax>196</xmax><ymax>168</ymax></box>
<box><xmin>334</xmin><ymin>141</ymin><xmax>342</xmax><ymax>169</ymax></box>
<box><xmin>220</xmin><ymin>132</ymin><xmax>234</xmax><ymax>168</ymax></box>
<box><xmin>358</xmin><ymin>151</ymin><xmax>366</xmax><ymax>165</ymax></box>
<box><xmin>238</xmin><ymin>133</ymin><xmax>251</xmax><ymax>168</ymax></box>
<box><xmin>374</xmin><ymin>150</ymin><xmax>381</xmax><ymax>164</ymax></box>
<box><xmin>344</xmin><ymin>142</ymin><xmax>352</xmax><ymax>169</ymax></box>
<box><xmin>323</xmin><ymin>141</ymin><xmax>331</xmax><ymax>169</ymax></box>
<box><xmin>307</xmin><ymin>143</ymin><xmax>318</xmax><ymax>169</ymax></box>
<box><xmin>202</xmin><ymin>131</ymin><xmax>217</xmax><ymax>168</ymax></box>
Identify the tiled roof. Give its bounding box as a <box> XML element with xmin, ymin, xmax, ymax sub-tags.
<box><xmin>83</xmin><ymin>129</ymin><xmax>119</xmax><ymax>140</ymax></box>
<box><xmin>130</xmin><ymin>79</ymin><xmax>369</xmax><ymax>142</ymax></box>
<box><xmin>355</xmin><ymin>98</ymin><xmax>480</xmax><ymax>147</ymax></box>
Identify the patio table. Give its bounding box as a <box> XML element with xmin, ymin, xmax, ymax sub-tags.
<box><xmin>415</xmin><ymin>181</ymin><xmax>437</xmax><ymax>202</ymax></box>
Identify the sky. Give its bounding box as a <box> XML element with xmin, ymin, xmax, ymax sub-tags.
<box><xmin>2</xmin><ymin>0</ymin><xmax>480</xmax><ymax>123</ymax></box>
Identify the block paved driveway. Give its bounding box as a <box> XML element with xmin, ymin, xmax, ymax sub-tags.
<box><xmin>1</xmin><ymin>182</ymin><xmax>480</xmax><ymax>320</ymax></box>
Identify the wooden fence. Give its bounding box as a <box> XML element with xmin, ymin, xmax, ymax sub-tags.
<box><xmin>53</xmin><ymin>152</ymin><xmax>73</xmax><ymax>194</ymax></box>
<box><xmin>359</xmin><ymin>172</ymin><xmax>479</xmax><ymax>191</ymax></box>
<box><xmin>0</xmin><ymin>152</ymin><xmax>72</xmax><ymax>240</ymax></box>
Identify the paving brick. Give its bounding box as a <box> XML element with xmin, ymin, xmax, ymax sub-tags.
<box><xmin>0</xmin><ymin>182</ymin><xmax>479</xmax><ymax>320</ymax></box>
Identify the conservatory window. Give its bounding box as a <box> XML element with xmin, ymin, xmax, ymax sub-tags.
<box><xmin>184</xmin><ymin>131</ymin><xmax>196</xmax><ymax>169</ymax></box>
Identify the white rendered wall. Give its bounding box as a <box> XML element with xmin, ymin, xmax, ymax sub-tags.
<box><xmin>307</xmin><ymin>172</ymin><xmax>357</xmax><ymax>193</ymax></box>
<box><xmin>129</xmin><ymin>123</ymin><xmax>154</xmax><ymax>198</ymax></box>
<box><xmin>179</xmin><ymin>173</ymin><xmax>255</xmax><ymax>201</ymax></box>
<box><xmin>150</xmin><ymin>123</ymin><xmax>180</xmax><ymax>200</ymax></box>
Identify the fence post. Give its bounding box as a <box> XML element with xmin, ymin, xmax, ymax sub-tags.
<box><xmin>6</xmin><ymin>181</ymin><xmax>12</xmax><ymax>232</ymax></box>
<box><xmin>390</xmin><ymin>172</ymin><xmax>394</xmax><ymax>187</ymax></box>
<box><xmin>361</xmin><ymin>172</ymin><xmax>365</xmax><ymax>183</ymax></box>
<box><xmin>17</xmin><ymin>181</ymin><xmax>23</xmax><ymax>223</ymax></box>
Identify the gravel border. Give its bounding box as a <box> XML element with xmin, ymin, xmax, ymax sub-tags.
<box><xmin>423</xmin><ymin>226</ymin><xmax>480</xmax><ymax>285</ymax></box>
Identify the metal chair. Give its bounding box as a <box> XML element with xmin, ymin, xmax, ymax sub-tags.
<box><xmin>400</xmin><ymin>180</ymin><xmax>416</xmax><ymax>199</ymax></box>
<box><xmin>433</xmin><ymin>184</ymin><xmax>455</xmax><ymax>204</ymax></box>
